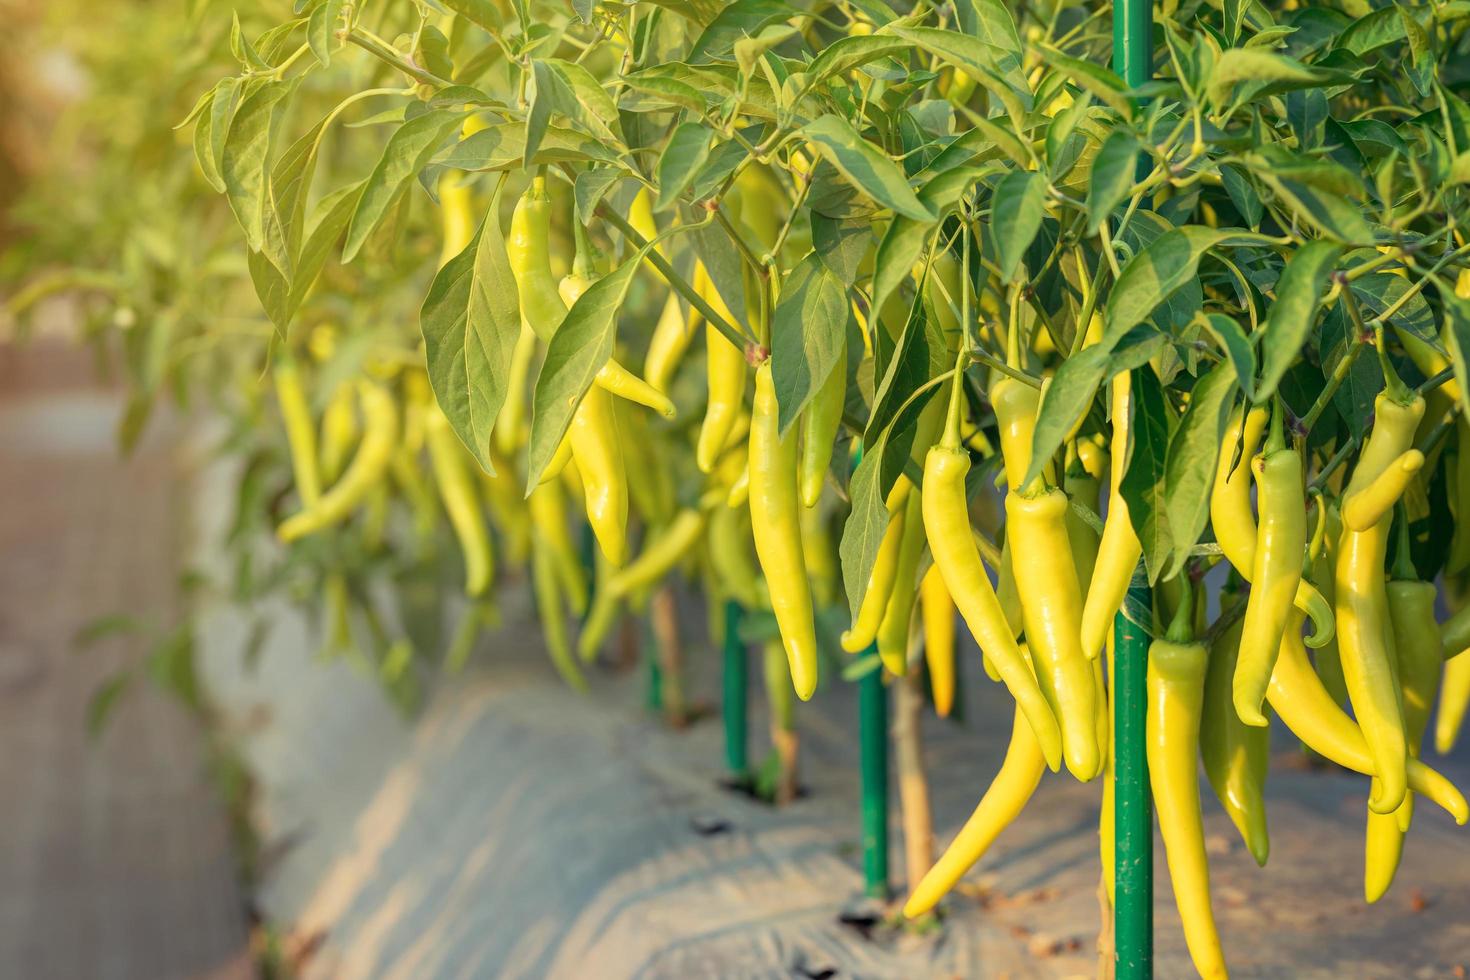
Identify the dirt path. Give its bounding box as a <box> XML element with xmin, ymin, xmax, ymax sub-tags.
<box><xmin>0</xmin><ymin>343</ymin><xmax>253</xmax><ymax>980</ymax></box>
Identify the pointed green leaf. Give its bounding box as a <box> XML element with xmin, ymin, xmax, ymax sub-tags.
<box><xmin>803</xmin><ymin>114</ymin><xmax>934</xmax><ymax>221</ymax></box>
<box><xmin>1104</xmin><ymin>226</ymin><xmax>1238</xmax><ymax>340</ymax></box>
<box><xmin>772</xmin><ymin>253</ymin><xmax>849</xmax><ymax>434</ymax></box>
<box><xmin>1257</xmin><ymin>240</ymin><xmax>1341</xmax><ymax>401</ymax></box>
<box><xmin>421</xmin><ymin>185</ymin><xmax>521</xmax><ymax>474</ymax></box>
<box><xmin>1086</xmin><ymin>130</ymin><xmax>1139</xmax><ymax>234</ymax></box>
<box><xmin>992</xmin><ymin>170</ymin><xmax>1045</xmax><ymax>282</ymax></box>
<box><xmin>526</xmin><ymin>249</ymin><xmax>650</xmax><ymax>488</ymax></box>
<box><xmin>343</xmin><ymin>108</ymin><xmax>464</xmax><ymax>262</ymax></box>
<box><xmin>1119</xmin><ymin>367</ymin><xmax>1177</xmax><ymax>583</ymax></box>
<box><xmin>1163</xmin><ymin>361</ymin><xmax>1238</xmax><ymax>578</ymax></box>
<box><xmin>655</xmin><ymin>122</ymin><xmax>712</xmax><ymax>211</ymax></box>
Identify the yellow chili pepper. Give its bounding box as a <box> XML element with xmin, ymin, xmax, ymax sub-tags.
<box><xmin>507</xmin><ymin>179</ymin><xmax>565</xmax><ymax>342</ymax></box>
<box><xmin>749</xmin><ymin>361</ymin><xmax>818</xmax><ymax>700</ymax></box>
<box><xmin>1147</xmin><ymin>591</ymin><xmax>1229</xmax><ymax>980</ymax></box>
<box><xmin>924</xmin><ymin>365</ymin><xmax>1062</xmax><ymax>771</ymax></box>
<box><xmin>1340</xmin><ymin>450</ymin><xmax>1425</xmax><ymax>531</ymax></box>
<box><xmin>1063</xmin><ymin>448</ymin><xmax>1102</xmax><ymax>593</ymax></box>
<box><xmin>993</xmin><ymin>376</ymin><xmax>1097</xmax><ymax>780</ymax></box>
<box><xmin>876</xmin><ymin>488</ymin><xmax>928</xmax><ymax>676</ymax></box>
<box><xmin>530</xmin><ymin>544</ymin><xmax>589</xmax><ymax>692</ymax></box>
<box><xmin>608</xmin><ymin>507</ymin><xmax>708</xmax><ymax>601</ymax></box>
<box><xmin>903</xmin><ymin>647</ymin><xmax>1047</xmax><ymax>918</ymax></box>
<box><xmin>644</xmin><ymin>292</ymin><xmax>693</xmax><ymax>394</ymax></box>
<box><xmin>801</xmin><ymin>495</ymin><xmax>841</xmax><ymax>608</ymax></box>
<box><xmin>1311</xmin><ymin>502</ymin><xmax>1351</xmax><ymax>707</ymax></box>
<box><xmin>619</xmin><ymin>403</ymin><xmax>676</xmax><ymax>527</ymax></box>
<box><xmin>708</xmin><ymin>502</ymin><xmax>766</xmax><ymax>610</ymax></box>
<box><xmin>279</xmin><ymin>381</ymin><xmax>397</xmax><ymax>542</ymax></box>
<box><xmin>800</xmin><ymin>338</ymin><xmax>847</xmax><ymax>508</ymax></box>
<box><xmin>1201</xmin><ymin>582</ymin><xmax>1270</xmax><ymax>866</ymax></box>
<box><xmin>1336</xmin><ymin>389</ymin><xmax>1424</xmax><ymax>814</ymax></box>
<box><xmin>841</xmin><ymin>481</ymin><xmax>910</xmax><ymax>653</ymax></box>
<box><xmin>479</xmin><ymin>450</ymin><xmax>532</xmax><ymax>568</ymax></box>
<box><xmin>1100</xmin><ymin>627</ymin><xmax>1116</xmax><ymax>904</ymax></box>
<box><xmin>696</xmin><ymin>263</ymin><xmax>748</xmax><ymax>474</ymax></box>
<box><xmin>1081</xmin><ymin>373</ymin><xmax>1143</xmax><ymax>662</ymax></box>
<box><xmin>494</xmin><ymin>322</ymin><xmax>538</xmax><ymax>456</ymax></box>
<box><xmin>1437</xmin><ymin>653</ymin><xmax>1470</xmax><ymax>754</ymax></box>
<box><xmin>273</xmin><ymin>349</ymin><xmax>322</xmax><ymax>507</ymax></box>
<box><xmin>319</xmin><ymin>380</ymin><xmax>359</xmax><ymax>485</ymax></box>
<box><xmin>1268</xmin><ymin>609</ymin><xmax>1468</xmax><ymax>823</ymax></box>
<box><xmin>555</xmin><ymin>271</ymin><xmax>630</xmax><ymax>566</ymax></box>
<box><xmin>438</xmin><ymin>171</ymin><xmax>476</xmax><ymax>266</ymax></box>
<box><xmin>528</xmin><ymin>477</ymin><xmax>588</xmax><ymax>617</ymax></box>
<box><xmin>425</xmin><ymin>404</ymin><xmax>494</xmax><ymax>597</ymax></box>
<box><xmin>1211</xmin><ymin>403</ymin><xmax>1335</xmax><ymax>647</ymax></box>
<box><xmin>921</xmin><ymin>564</ymin><xmax>957</xmax><ymax>718</ymax></box>
<box><xmin>1365</xmin><ymin>573</ymin><xmax>1443</xmax><ymax>902</ymax></box>
<box><xmin>1233</xmin><ymin>405</ymin><xmax>1306</xmax><ymax>727</ymax></box>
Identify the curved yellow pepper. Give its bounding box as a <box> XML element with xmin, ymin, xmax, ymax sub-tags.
<box><xmin>749</xmin><ymin>361</ymin><xmax>818</xmax><ymax>700</ymax></box>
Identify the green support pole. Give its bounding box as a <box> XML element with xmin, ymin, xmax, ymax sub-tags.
<box><xmin>1113</xmin><ymin>0</ymin><xmax>1153</xmax><ymax>91</ymax></box>
<box><xmin>859</xmin><ymin>657</ymin><xmax>889</xmax><ymax>898</ymax></box>
<box><xmin>1113</xmin><ymin>0</ymin><xmax>1153</xmax><ymax>971</ymax></box>
<box><xmin>723</xmin><ymin>600</ymin><xmax>748</xmax><ymax>776</ymax></box>
<box><xmin>1114</xmin><ymin>577</ymin><xmax>1153</xmax><ymax>978</ymax></box>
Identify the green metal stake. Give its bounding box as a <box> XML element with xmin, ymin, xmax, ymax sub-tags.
<box><xmin>1114</xmin><ymin>577</ymin><xmax>1153</xmax><ymax>978</ymax></box>
<box><xmin>1113</xmin><ymin>0</ymin><xmax>1154</xmax><ymax>970</ymax></box>
<box><xmin>723</xmin><ymin>600</ymin><xmax>749</xmax><ymax>776</ymax></box>
<box><xmin>859</xmin><ymin>656</ymin><xmax>889</xmax><ymax>898</ymax></box>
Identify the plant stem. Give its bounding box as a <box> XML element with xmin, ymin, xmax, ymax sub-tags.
<box><xmin>1301</xmin><ymin>336</ymin><xmax>1364</xmax><ymax>433</ymax></box>
<box><xmin>650</xmin><ymin>585</ymin><xmax>686</xmax><ymax>728</ymax></box>
<box><xmin>593</xmin><ymin>202</ymin><xmax>755</xmax><ymax>348</ymax></box>
<box><xmin>894</xmin><ymin>652</ymin><xmax>935</xmax><ymax>902</ymax></box>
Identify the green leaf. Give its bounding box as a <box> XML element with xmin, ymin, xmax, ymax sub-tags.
<box><xmin>887</xmin><ymin>27</ymin><xmax>1032</xmax><ymax>127</ymax></box>
<box><xmin>1257</xmin><ymin>240</ymin><xmax>1341</xmax><ymax>401</ymax></box>
<box><xmin>1037</xmin><ymin>47</ymin><xmax>1132</xmax><ymax>118</ymax></box>
<box><xmin>870</xmin><ymin>165</ymin><xmax>989</xmax><ymax>317</ymax></box>
<box><xmin>954</xmin><ymin>0</ymin><xmax>1024</xmax><ymax>64</ymax></box>
<box><xmin>1208</xmin><ymin>49</ymin><xmax>1347</xmax><ymax>109</ymax></box>
<box><xmin>992</xmin><ymin>170</ymin><xmax>1045</xmax><ymax>282</ymax></box>
<box><xmin>343</xmin><ymin>108</ymin><xmax>464</xmax><ymax>262</ymax></box>
<box><xmin>811</xmin><ymin>214</ymin><xmax>870</xmax><ymax>286</ymax></box>
<box><xmin>803</xmin><ymin>115</ymin><xmax>934</xmax><ymax>221</ymax></box>
<box><xmin>655</xmin><ymin>122</ymin><xmax>712</xmax><ymax>211</ymax></box>
<box><xmin>307</xmin><ymin>0</ymin><xmax>344</xmax><ymax>65</ymax></box>
<box><xmin>529</xmin><ymin>59</ymin><xmax>624</xmax><ymax>163</ymax></box>
<box><xmin>771</xmin><ymin>253</ymin><xmax>849</xmax><ymax>434</ymax></box>
<box><xmin>1163</xmin><ymin>361</ymin><xmax>1238</xmax><ymax>578</ymax></box>
<box><xmin>689</xmin><ymin>0</ymin><xmax>795</xmax><ymax>63</ymax></box>
<box><xmin>221</xmin><ymin>79</ymin><xmax>298</xmax><ymax>253</ymax></box>
<box><xmin>1104</xmin><ymin>227</ymin><xmax>1238</xmax><ymax>340</ymax></box>
<box><xmin>840</xmin><ymin>392</ymin><xmax>933</xmax><ymax>619</ymax></box>
<box><xmin>1244</xmin><ymin>155</ymin><xmax>1373</xmax><ymax>243</ymax></box>
<box><xmin>574</xmin><ymin>168</ymin><xmax>624</xmax><ymax>227</ymax></box>
<box><xmin>1197</xmin><ymin>313</ymin><xmax>1257</xmax><ymax>402</ymax></box>
<box><xmin>440</xmin><ymin>0</ymin><xmax>505</xmax><ymax>32</ymax></box>
<box><xmin>1320</xmin><ymin>302</ymin><xmax>1381</xmax><ymax>432</ymax></box>
<box><xmin>1086</xmin><ymin>130</ymin><xmax>1139</xmax><ymax>234</ymax></box>
<box><xmin>526</xmin><ymin>248</ymin><xmax>650</xmax><ymax>488</ymax></box>
<box><xmin>1443</xmin><ymin>293</ymin><xmax>1470</xmax><ymax>421</ymax></box>
<box><xmin>1023</xmin><ymin>343</ymin><xmax>1113</xmax><ymax>489</ymax></box>
<box><xmin>797</xmin><ymin>35</ymin><xmax>911</xmax><ymax>98</ymax></box>
<box><xmin>1119</xmin><ymin>367</ymin><xmax>1177</xmax><ymax>583</ymax></box>
<box><xmin>421</xmin><ymin>184</ymin><xmax>520</xmax><ymax>474</ymax></box>
<box><xmin>866</xmin><ymin>291</ymin><xmax>947</xmax><ymax>442</ymax></box>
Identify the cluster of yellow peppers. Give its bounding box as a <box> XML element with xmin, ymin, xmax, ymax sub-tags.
<box><xmin>262</xmin><ymin>140</ymin><xmax>1470</xmax><ymax>979</ymax></box>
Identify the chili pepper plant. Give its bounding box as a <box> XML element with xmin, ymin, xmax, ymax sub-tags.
<box><xmin>9</xmin><ymin>0</ymin><xmax>1470</xmax><ymax>974</ymax></box>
